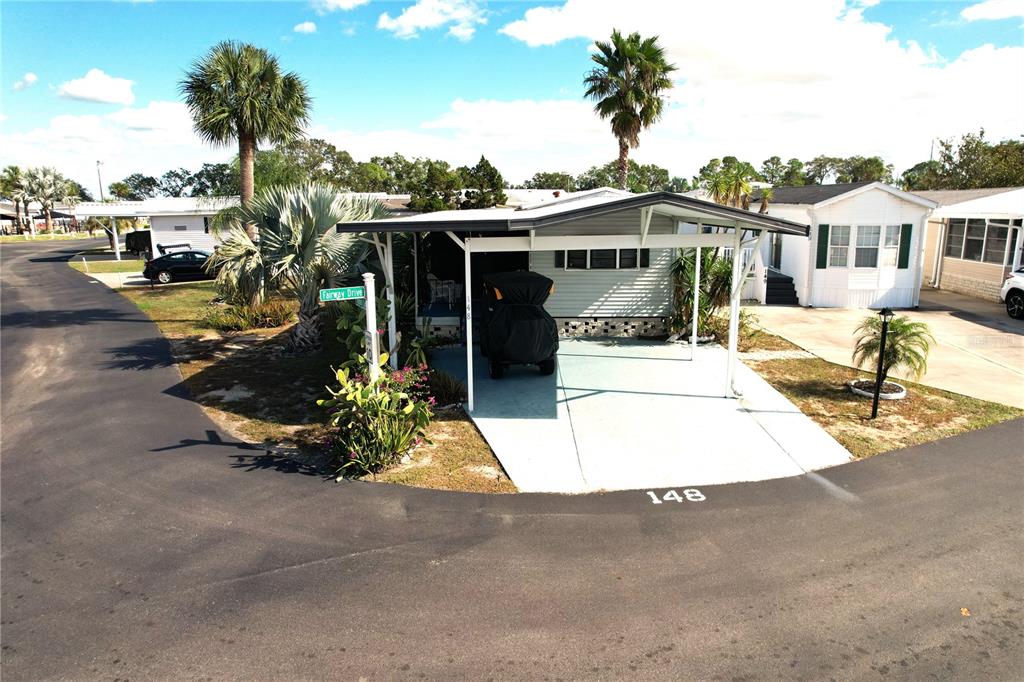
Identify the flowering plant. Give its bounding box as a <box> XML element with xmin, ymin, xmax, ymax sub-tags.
<box><xmin>318</xmin><ymin>352</ymin><xmax>433</xmax><ymax>476</ymax></box>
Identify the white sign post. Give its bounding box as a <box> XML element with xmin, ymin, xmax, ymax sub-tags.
<box><xmin>362</xmin><ymin>272</ymin><xmax>380</xmax><ymax>382</ymax></box>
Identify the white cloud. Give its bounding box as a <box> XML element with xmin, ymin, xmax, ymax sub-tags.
<box><xmin>0</xmin><ymin>100</ymin><xmax>228</xmax><ymax>196</ymax></box>
<box><xmin>12</xmin><ymin>72</ymin><xmax>38</xmax><ymax>91</ymax></box>
<box><xmin>57</xmin><ymin>68</ymin><xmax>135</xmax><ymax>105</ymax></box>
<box><xmin>294</xmin><ymin>21</ymin><xmax>318</xmax><ymax>33</ymax></box>
<box><xmin>490</xmin><ymin>0</ymin><xmax>1024</xmax><ymax>181</ymax></box>
<box><xmin>961</xmin><ymin>0</ymin><xmax>1024</xmax><ymax>20</ymax></box>
<box><xmin>377</xmin><ymin>0</ymin><xmax>485</xmax><ymax>40</ymax></box>
<box><xmin>312</xmin><ymin>0</ymin><xmax>369</xmax><ymax>13</ymax></box>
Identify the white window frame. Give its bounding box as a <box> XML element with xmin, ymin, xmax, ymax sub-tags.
<box><xmin>828</xmin><ymin>225</ymin><xmax>850</xmax><ymax>268</ymax></box>
<box><xmin>881</xmin><ymin>225</ymin><xmax>900</xmax><ymax>267</ymax></box>
<box><xmin>854</xmin><ymin>225</ymin><xmax>881</xmax><ymax>269</ymax></box>
<box><xmin>558</xmin><ymin>248</ymin><xmax>647</xmax><ymax>271</ymax></box>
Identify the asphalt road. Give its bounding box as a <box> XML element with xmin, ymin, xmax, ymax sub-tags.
<box><xmin>2</xmin><ymin>240</ymin><xmax>1023</xmax><ymax>680</ymax></box>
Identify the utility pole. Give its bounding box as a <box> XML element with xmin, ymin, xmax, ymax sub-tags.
<box><xmin>96</xmin><ymin>160</ymin><xmax>105</xmax><ymax>201</ymax></box>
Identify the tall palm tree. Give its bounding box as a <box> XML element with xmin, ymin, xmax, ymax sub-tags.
<box><xmin>180</xmin><ymin>41</ymin><xmax>311</xmax><ymax>238</ymax></box>
<box><xmin>209</xmin><ymin>183</ymin><xmax>390</xmax><ymax>353</ymax></box>
<box><xmin>23</xmin><ymin>167</ymin><xmax>70</xmax><ymax>235</ymax></box>
<box><xmin>1</xmin><ymin>166</ymin><xmax>25</xmax><ymax>234</ymax></box>
<box><xmin>758</xmin><ymin>186</ymin><xmax>774</xmax><ymax>214</ymax></box>
<box><xmin>584</xmin><ymin>30</ymin><xmax>676</xmax><ymax>190</ymax></box>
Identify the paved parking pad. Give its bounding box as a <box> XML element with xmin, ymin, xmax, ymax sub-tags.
<box><xmin>433</xmin><ymin>339</ymin><xmax>851</xmax><ymax>493</ymax></box>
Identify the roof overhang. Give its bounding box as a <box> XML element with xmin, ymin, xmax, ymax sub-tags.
<box><xmin>812</xmin><ymin>182</ymin><xmax>938</xmax><ymax>210</ymax></box>
<box><xmin>336</xmin><ymin>191</ymin><xmax>809</xmax><ymax>236</ymax></box>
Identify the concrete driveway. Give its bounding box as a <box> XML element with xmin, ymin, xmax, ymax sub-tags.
<box><xmin>753</xmin><ymin>287</ymin><xmax>1024</xmax><ymax>408</ymax></box>
<box><xmin>433</xmin><ymin>339</ymin><xmax>851</xmax><ymax>493</ymax></box>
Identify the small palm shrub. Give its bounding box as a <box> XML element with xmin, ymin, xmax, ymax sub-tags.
<box><xmin>203</xmin><ymin>300</ymin><xmax>294</xmax><ymax>331</ymax></box>
<box><xmin>707</xmin><ymin>309</ymin><xmax>763</xmax><ymax>351</ymax></box>
<box><xmin>852</xmin><ymin>314</ymin><xmax>935</xmax><ymax>385</ymax></box>
<box><xmin>318</xmin><ymin>353</ymin><xmax>433</xmax><ymax>476</ymax></box>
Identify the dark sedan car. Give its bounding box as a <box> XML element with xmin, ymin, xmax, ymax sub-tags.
<box><xmin>143</xmin><ymin>250</ymin><xmax>216</xmax><ymax>284</ymax></box>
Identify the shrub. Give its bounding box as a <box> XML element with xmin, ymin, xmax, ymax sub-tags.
<box><xmin>318</xmin><ymin>353</ymin><xmax>433</xmax><ymax>476</ymax></box>
<box><xmin>427</xmin><ymin>369</ymin><xmax>467</xmax><ymax>406</ymax></box>
<box><xmin>203</xmin><ymin>300</ymin><xmax>294</xmax><ymax>331</ymax></box>
<box><xmin>707</xmin><ymin>308</ymin><xmax>762</xmax><ymax>351</ymax></box>
<box><xmin>333</xmin><ymin>297</ymin><xmax>391</xmax><ymax>362</ymax></box>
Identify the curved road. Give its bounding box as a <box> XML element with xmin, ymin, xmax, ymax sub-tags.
<box><xmin>2</xmin><ymin>240</ymin><xmax>1022</xmax><ymax>680</ymax></box>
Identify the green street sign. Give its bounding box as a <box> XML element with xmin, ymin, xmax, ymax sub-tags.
<box><xmin>319</xmin><ymin>286</ymin><xmax>366</xmax><ymax>302</ymax></box>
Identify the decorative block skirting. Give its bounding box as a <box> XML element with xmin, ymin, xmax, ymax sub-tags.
<box><xmin>422</xmin><ymin>325</ymin><xmax>461</xmax><ymax>341</ymax></box>
<box><xmin>938</xmin><ymin>272</ymin><xmax>1003</xmax><ymax>302</ymax></box>
<box><xmin>556</xmin><ymin>317</ymin><xmax>668</xmax><ymax>338</ymax></box>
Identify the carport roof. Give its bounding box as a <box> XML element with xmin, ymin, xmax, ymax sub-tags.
<box><xmin>337</xmin><ymin>190</ymin><xmax>810</xmax><ymax>236</ymax></box>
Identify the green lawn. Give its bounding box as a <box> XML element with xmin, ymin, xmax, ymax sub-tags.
<box><xmin>119</xmin><ymin>281</ymin><xmax>222</xmax><ymax>337</ymax></box>
<box><xmin>1</xmin><ymin>233</ymin><xmax>96</xmax><ymax>243</ymax></box>
<box><xmin>747</xmin><ymin>357</ymin><xmax>1023</xmax><ymax>458</ymax></box>
<box><xmin>70</xmin><ymin>258</ymin><xmax>146</xmax><ymax>274</ymax></box>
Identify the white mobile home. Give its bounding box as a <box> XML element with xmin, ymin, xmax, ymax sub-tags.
<box><xmin>751</xmin><ymin>182</ymin><xmax>937</xmax><ymax>308</ymax></box>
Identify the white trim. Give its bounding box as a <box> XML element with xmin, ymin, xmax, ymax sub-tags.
<box><xmin>726</xmin><ymin>227</ymin><xmax>743</xmax><ymax>396</ymax></box>
<box><xmin>640</xmin><ymin>206</ymin><xmax>653</xmax><ymax>246</ymax></box>
<box><xmin>465</xmin><ymin>232</ymin><xmax>736</xmax><ymax>253</ymax></box>
<box><xmin>464</xmin><ymin>236</ymin><xmax>474</xmax><ymax>413</ymax></box>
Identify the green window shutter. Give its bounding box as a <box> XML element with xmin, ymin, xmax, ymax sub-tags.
<box><xmin>815</xmin><ymin>224</ymin><xmax>830</xmax><ymax>269</ymax></box>
<box><xmin>897</xmin><ymin>224</ymin><xmax>913</xmax><ymax>269</ymax></box>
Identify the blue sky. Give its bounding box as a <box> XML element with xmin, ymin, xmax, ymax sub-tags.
<box><xmin>2</xmin><ymin>0</ymin><xmax>1022</xmax><ymax>192</ymax></box>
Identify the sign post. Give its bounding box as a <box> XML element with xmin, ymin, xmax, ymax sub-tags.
<box><xmin>319</xmin><ymin>277</ymin><xmax>379</xmax><ymax>381</ymax></box>
<box><xmin>361</xmin><ymin>273</ymin><xmax>380</xmax><ymax>381</ymax></box>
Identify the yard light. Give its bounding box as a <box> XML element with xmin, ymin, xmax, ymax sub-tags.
<box><xmin>870</xmin><ymin>307</ymin><xmax>895</xmax><ymax>419</ymax></box>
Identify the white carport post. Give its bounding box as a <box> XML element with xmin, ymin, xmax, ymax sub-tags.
<box><xmin>463</xmin><ymin>236</ymin><xmax>474</xmax><ymax>412</ymax></box>
<box><xmin>1013</xmin><ymin>225</ymin><xmax>1024</xmax><ymax>272</ymax></box>
<box><xmin>110</xmin><ymin>215</ymin><xmax>121</xmax><ymax>261</ymax></box>
<box><xmin>725</xmin><ymin>226</ymin><xmax>743</xmax><ymax>397</ymax></box>
<box><xmin>691</xmin><ymin>245</ymin><xmax>701</xmax><ymax>359</ymax></box>
<box><xmin>385</xmin><ymin>232</ymin><xmax>397</xmax><ymax>369</ymax></box>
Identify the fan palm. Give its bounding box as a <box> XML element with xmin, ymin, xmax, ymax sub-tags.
<box><xmin>209</xmin><ymin>183</ymin><xmax>390</xmax><ymax>353</ymax></box>
<box><xmin>852</xmin><ymin>315</ymin><xmax>935</xmax><ymax>385</ymax></box>
<box><xmin>758</xmin><ymin>186</ymin><xmax>774</xmax><ymax>214</ymax></box>
<box><xmin>180</xmin><ymin>41</ymin><xmax>311</xmax><ymax>238</ymax></box>
<box><xmin>584</xmin><ymin>30</ymin><xmax>676</xmax><ymax>190</ymax></box>
<box><xmin>23</xmin><ymin>167</ymin><xmax>71</xmax><ymax>235</ymax></box>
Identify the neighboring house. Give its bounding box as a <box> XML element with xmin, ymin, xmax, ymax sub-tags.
<box><xmin>915</xmin><ymin>187</ymin><xmax>1024</xmax><ymax>302</ymax></box>
<box><xmin>750</xmin><ymin>182</ymin><xmax>937</xmax><ymax>308</ymax></box>
<box><xmin>75</xmin><ymin>194</ymin><xmax>413</xmax><ymax>255</ymax></box>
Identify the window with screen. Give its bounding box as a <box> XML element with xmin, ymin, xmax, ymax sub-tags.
<box><xmin>555</xmin><ymin>248</ymin><xmax>651</xmax><ymax>270</ymax></box>
<box><xmin>881</xmin><ymin>225</ymin><xmax>900</xmax><ymax>266</ymax></box>
<box><xmin>589</xmin><ymin>249</ymin><xmax>616</xmax><ymax>269</ymax></box>
<box><xmin>963</xmin><ymin>219</ymin><xmax>986</xmax><ymax>261</ymax></box>
<box><xmin>173</xmin><ymin>225</ymin><xmax>187</xmax><ymax>231</ymax></box>
<box><xmin>829</xmin><ymin>226</ymin><xmax>850</xmax><ymax>267</ymax></box>
<box><xmin>983</xmin><ymin>222</ymin><xmax>1009</xmax><ymax>264</ymax></box>
<box><xmin>618</xmin><ymin>249</ymin><xmax>638</xmax><ymax>268</ymax></box>
<box><xmin>855</xmin><ymin>225</ymin><xmax>881</xmax><ymax>268</ymax></box>
<box><xmin>945</xmin><ymin>219</ymin><xmax>965</xmax><ymax>257</ymax></box>
<box><xmin>566</xmin><ymin>250</ymin><xmax>587</xmax><ymax>269</ymax></box>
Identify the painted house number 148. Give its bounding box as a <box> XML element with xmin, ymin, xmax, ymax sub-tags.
<box><xmin>647</xmin><ymin>489</ymin><xmax>706</xmax><ymax>504</ymax></box>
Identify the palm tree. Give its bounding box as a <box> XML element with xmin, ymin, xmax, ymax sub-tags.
<box><xmin>852</xmin><ymin>315</ymin><xmax>935</xmax><ymax>386</ymax></box>
<box><xmin>584</xmin><ymin>30</ymin><xmax>676</xmax><ymax>190</ymax></box>
<box><xmin>1</xmin><ymin>166</ymin><xmax>25</xmax><ymax>234</ymax></box>
<box><xmin>23</xmin><ymin>167</ymin><xmax>70</xmax><ymax>235</ymax></box>
<box><xmin>209</xmin><ymin>183</ymin><xmax>390</xmax><ymax>353</ymax></box>
<box><xmin>670</xmin><ymin>248</ymin><xmax>733</xmax><ymax>336</ymax></box>
<box><xmin>180</xmin><ymin>41</ymin><xmax>311</xmax><ymax>238</ymax></box>
<box><xmin>758</xmin><ymin>186</ymin><xmax>774</xmax><ymax>214</ymax></box>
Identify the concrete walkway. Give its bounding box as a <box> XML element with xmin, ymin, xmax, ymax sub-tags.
<box><xmin>434</xmin><ymin>339</ymin><xmax>851</xmax><ymax>493</ymax></box>
<box><xmin>753</xmin><ymin>288</ymin><xmax>1024</xmax><ymax>408</ymax></box>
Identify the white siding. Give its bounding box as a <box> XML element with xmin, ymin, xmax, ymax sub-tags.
<box><xmin>806</xmin><ymin>190</ymin><xmax>929</xmax><ymax>308</ymax></box>
<box><xmin>150</xmin><ymin>215</ymin><xmax>218</xmax><ymax>254</ymax></box>
<box><xmin>524</xmin><ymin>207</ymin><xmax>675</xmax><ymax>317</ymax></box>
<box><xmin>530</xmin><ymin>249</ymin><xmax>673</xmax><ymax>317</ymax></box>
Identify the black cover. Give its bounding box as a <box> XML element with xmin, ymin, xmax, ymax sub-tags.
<box><xmin>481</xmin><ymin>271</ymin><xmax>558</xmax><ymax>365</ymax></box>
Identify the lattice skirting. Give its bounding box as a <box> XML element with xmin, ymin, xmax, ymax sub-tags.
<box><xmin>555</xmin><ymin>317</ymin><xmax>668</xmax><ymax>338</ymax></box>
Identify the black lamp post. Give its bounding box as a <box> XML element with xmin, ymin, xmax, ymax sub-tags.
<box><xmin>871</xmin><ymin>307</ymin><xmax>895</xmax><ymax>419</ymax></box>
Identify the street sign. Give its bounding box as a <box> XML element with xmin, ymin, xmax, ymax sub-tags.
<box><xmin>319</xmin><ymin>286</ymin><xmax>366</xmax><ymax>303</ymax></box>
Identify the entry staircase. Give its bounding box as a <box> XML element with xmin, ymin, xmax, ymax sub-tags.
<box><xmin>765</xmin><ymin>269</ymin><xmax>799</xmax><ymax>306</ymax></box>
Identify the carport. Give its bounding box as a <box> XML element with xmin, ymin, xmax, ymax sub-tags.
<box><xmin>339</xmin><ymin>190</ymin><xmax>810</xmax><ymax>411</ymax></box>
<box><xmin>337</xmin><ymin>191</ymin><xmax>851</xmax><ymax>491</ymax></box>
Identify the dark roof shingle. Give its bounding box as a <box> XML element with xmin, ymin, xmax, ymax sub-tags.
<box><xmin>754</xmin><ymin>181</ymin><xmax>874</xmax><ymax>205</ymax></box>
